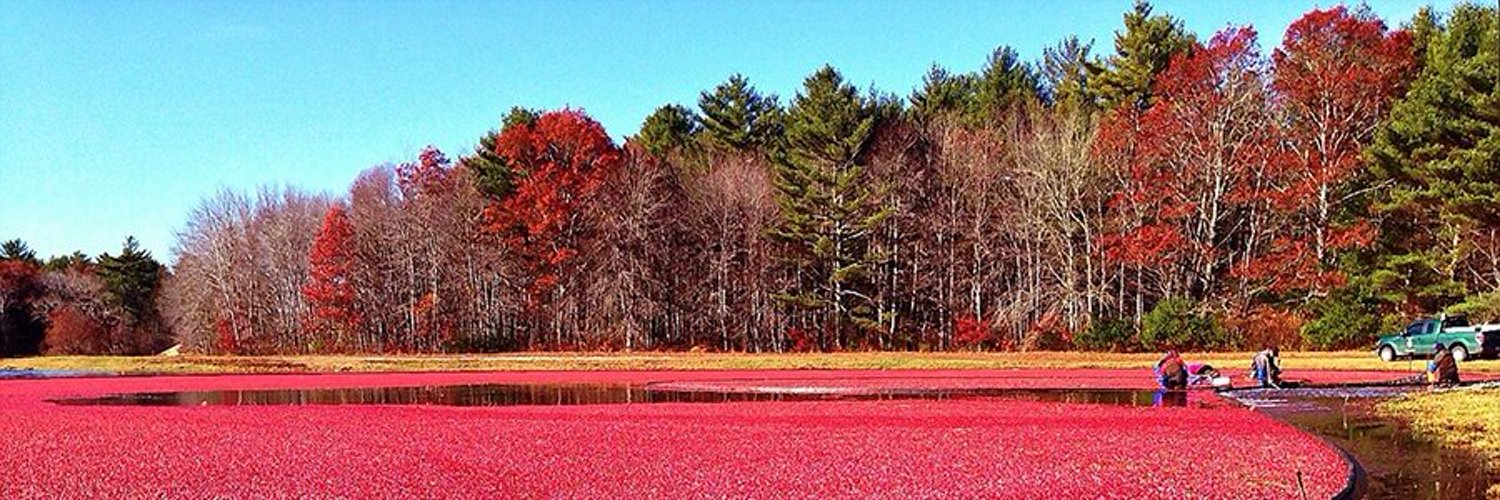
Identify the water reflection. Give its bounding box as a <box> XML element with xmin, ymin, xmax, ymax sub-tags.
<box><xmin>1224</xmin><ymin>387</ymin><xmax>1495</xmax><ymax>498</ymax></box>
<box><xmin>1152</xmin><ymin>389</ymin><xmax>1188</xmax><ymax>407</ymax></box>
<box><xmin>51</xmin><ymin>384</ymin><xmax>1194</xmax><ymax>408</ymax></box>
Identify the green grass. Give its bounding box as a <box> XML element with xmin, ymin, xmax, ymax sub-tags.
<box><xmin>4</xmin><ymin>350</ymin><xmax>1498</xmax><ymax>375</ymax></box>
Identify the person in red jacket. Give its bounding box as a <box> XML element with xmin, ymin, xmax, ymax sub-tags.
<box><xmin>1155</xmin><ymin>350</ymin><xmax>1188</xmax><ymax>389</ymax></box>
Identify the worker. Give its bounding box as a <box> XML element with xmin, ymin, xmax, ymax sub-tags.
<box><xmin>1155</xmin><ymin>350</ymin><xmax>1188</xmax><ymax>389</ymax></box>
<box><xmin>1186</xmin><ymin>363</ymin><xmax>1220</xmax><ymax>386</ymax></box>
<box><xmin>1429</xmin><ymin>343</ymin><xmax>1460</xmax><ymax>385</ymax></box>
<box><xmin>1251</xmin><ymin>346</ymin><xmax>1282</xmax><ymax>388</ymax></box>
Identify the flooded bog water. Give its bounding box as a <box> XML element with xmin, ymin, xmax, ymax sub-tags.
<box><xmin>0</xmin><ymin>368</ymin><xmax>113</xmax><ymax>379</ymax></box>
<box><xmin>49</xmin><ymin>384</ymin><xmax>1206</xmax><ymax>408</ymax></box>
<box><xmin>1225</xmin><ymin>386</ymin><xmax>1496</xmax><ymax>499</ymax></box>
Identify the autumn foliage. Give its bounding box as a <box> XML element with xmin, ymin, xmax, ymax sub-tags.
<box><xmin>303</xmin><ymin>205</ymin><xmax>360</xmax><ymax>350</ymax></box>
<box><xmin>486</xmin><ymin>110</ymin><xmax>622</xmax><ymax>312</ymax></box>
<box><xmin>64</xmin><ymin>3</ymin><xmax>1476</xmax><ymax>355</ymax></box>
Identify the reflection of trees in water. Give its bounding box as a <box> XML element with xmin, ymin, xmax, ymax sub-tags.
<box><xmin>58</xmin><ymin>385</ymin><xmax>1200</xmax><ymax>409</ymax></box>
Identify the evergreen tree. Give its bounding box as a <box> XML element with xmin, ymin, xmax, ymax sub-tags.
<box><xmin>1041</xmin><ymin>36</ymin><xmax>1096</xmax><ymax>114</ymax></box>
<box><xmin>0</xmin><ymin>240</ymin><xmax>39</xmax><ymax>267</ymax></box>
<box><xmin>95</xmin><ymin>236</ymin><xmax>164</xmax><ymax>323</ymax></box>
<box><xmin>909</xmin><ymin>46</ymin><xmax>1036</xmax><ymax>125</ymax></box>
<box><xmin>772</xmin><ymin>65</ymin><xmax>892</xmax><ymax>350</ymax></box>
<box><xmin>909</xmin><ymin>65</ymin><xmax>975</xmax><ymax>120</ymax></box>
<box><xmin>42</xmin><ymin>251</ymin><xmax>91</xmax><ymax>272</ymax></box>
<box><xmin>1090</xmin><ymin>1</ymin><xmax>1196</xmax><ymax>112</ymax></box>
<box><xmin>460</xmin><ymin>130</ymin><xmax>513</xmax><ymax>198</ymax></box>
<box><xmin>1367</xmin><ymin>3</ymin><xmax>1500</xmax><ymax>312</ymax></box>
<box><xmin>1406</xmin><ymin>6</ymin><xmax>1440</xmax><ymax>69</ymax></box>
<box><xmin>698</xmin><ymin>74</ymin><xmax>783</xmax><ymax>151</ymax></box>
<box><xmin>501</xmin><ymin>106</ymin><xmax>541</xmax><ymax>131</ymax></box>
<box><xmin>636</xmin><ymin>104</ymin><xmax>700</xmax><ymax>156</ymax></box>
<box><xmin>462</xmin><ymin>107</ymin><xmax>542</xmax><ymax>199</ymax></box>
<box><xmin>972</xmin><ymin>46</ymin><xmax>1041</xmax><ymax>119</ymax></box>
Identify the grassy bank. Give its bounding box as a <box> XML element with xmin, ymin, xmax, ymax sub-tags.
<box><xmin>4</xmin><ymin>350</ymin><xmax>1499</xmax><ymax>375</ymax></box>
<box><xmin>1379</xmin><ymin>387</ymin><xmax>1500</xmax><ymax>497</ymax></box>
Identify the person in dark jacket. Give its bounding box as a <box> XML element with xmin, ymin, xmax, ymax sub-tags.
<box><xmin>1429</xmin><ymin>343</ymin><xmax>1460</xmax><ymax>385</ymax></box>
<box><xmin>1155</xmin><ymin>350</ymin><xmax>1188</xmax><ymax>389</ymax></box>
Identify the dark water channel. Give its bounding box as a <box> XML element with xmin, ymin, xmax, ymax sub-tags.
<box><xmin>1226</xmin><ymin>386</ymin><xmax>1495</xmax><ymax>499</ymax></box>
<box><xmin>0</xmin><ymin>368</ymin><xmax>112</xmax><ymax>379</ymax></box>
<box><xmin>50</xmin><ymin>384</ymin><xmax>1198</xmax><ymax>407</ymax></box>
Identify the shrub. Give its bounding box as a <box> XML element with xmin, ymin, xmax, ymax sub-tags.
<box><xmin>1019</xmin><ymin>312</ymin><xmax>1072</xmax><ymax>351</ymax></box>
<box><xmin>1073</xmin><ymin>318</ymin><xmax>1135</xmax><ymax>352</ymax></box>
<box><xmin>953</xmin><ymin>315</ymin><xmax>994</xmax><ymax>350</ymax></box>
<box><xmin>1139</xmin><ymin>297</ymin><xmax>1228</xmax><ymax>351</ymax></box>
<box><xmin>41</xmin><ymin>306</ymin><xmax>111</xmax><ymax>355</ymax></box>
<box><xmin>1226</xmin><ymin>306</ymin><xmax>1303</xmax><ymax>351</ymax></box>
<box><xmin>1302</xmin><ymin>284</ymin><xmax>1382</xmax><ymax>349</ymax></box>
<box><xmin>785</xmin><ymin>326</ymin><xmax>815</xmax><ymax>353</ymax></box>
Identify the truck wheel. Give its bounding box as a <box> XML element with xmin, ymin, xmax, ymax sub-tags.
<box><xmin>1452</xmin><ymin>344</ymin><xmax>1469</xmax><ymax>363</ymax></box>
<box><xmin>1380</xmin><ymin>345</ymin><xmax>1396</xmax><ymax>362</ymax></box>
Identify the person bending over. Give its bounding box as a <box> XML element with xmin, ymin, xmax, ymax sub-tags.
<box><xmin>1155</xmin><ymin>350</ymin><xmax>1188</xmax><ymax>390</ymax></box>
<box><xmin>1187</xmin><ymin>363</ymin><xmax>1221</xmax><ymax>386</ymax></box>
<box><xmin>1251</xmin><ymin>347</ymin><xmax>1282</xmax><ymax>388</ymax></box>
<box><xmin>1429</xmin><ymin>343</ymin><xmax>1460</xmax><ymax>386</ymax></box>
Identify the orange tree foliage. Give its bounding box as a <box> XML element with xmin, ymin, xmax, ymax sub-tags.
<box><xmin>397</xmin><ymin>146</ymin><xmax>460</xmax><ymax>200</ymax></box>
<box><xmin>41</xmin><ymin>306</ymin><xmax>109</xmax><ymax>355</ymax></box>
<box><xmin>485</xmin><ymin>109</ymin><xmax>623</xmax><ymax>322</ymax></box>
<box><xmin>1098</xmin><ymin>26</ymin><xmax>1277</xmax><ymax>302</ymax></box>
<box><xmin>302</xmin><ymin>204</ymin><xmax>360</xmax><ymax>350</ymax></box>
<box><xmin>1234</xmin><ymin>6</ymin><xmax>1415</xmax><ymax>297</ymax></box>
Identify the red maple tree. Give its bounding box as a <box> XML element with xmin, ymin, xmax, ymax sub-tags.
<box><xmin>1098</xmin><ymin>27</ymin><xmax>1277</xmax><ymax>300</ymax></box>
<box><xmin>1233</xmin><ymin>7</ymin><xmax>1415</xmax><ymax>296</ymax></box>
<box><xmin>397</xmin><ymin>146</ymin><xmax>457</xmax><ymax>200</ymax></box>
<box><xmin>303</xmin><ymin>204</ymin><xmax>360</xmax><ymax>350</ymax></box>
<box><xmin>485</xmin><ymin>109</ymin><xmax>623</xmax><ymax>319</ymax></box>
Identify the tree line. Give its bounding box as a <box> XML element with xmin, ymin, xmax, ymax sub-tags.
<box><xmin>3</xmin><ymin>2</ymin><xmax>1498</xmax><ymax>356</ymax></box>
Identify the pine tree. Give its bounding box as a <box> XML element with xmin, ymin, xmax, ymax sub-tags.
<box><xmin>461</xmin><ymin>107</ymin><xmax>541</xmax><ymax>199</ymax></box>
<box><xmin>1090</xmin><ymin>1</ymin><xmax>1196</xmax><ymax>112</ymax></box>
<box><xmin>698</xmin><ymin>74</ymin><xmax>783</xmax><ymax>151</ymax></box>
<box><xmin>95</xmin><ymin>236</ymin><xmax>163</xmax><ymax>323</ymax></box>
<box><xmin>0</xmin><ymin>240</ymin><xmax>39</xmax><ymax>267</ymax></box>
<box><xmin>972</xmin><ymin>46</ymin><xmax>1041</xmax><ymax>120</ymax></box>
<box><xmin>772</xmin><ymin>65</ymin><xmax>891</xmax><ymax>350</ymax></box>
<box><xmin>1366</xmin><ymin>3</ymin><xmax>1500</xmax><ymax>312</ymax></box>
<box><xmin>909</xmin><ymin>65</ymin><xmax>975</xmax><ymax>120</ymax></box>
<box><xmin>460</xmin><ymin>130</ymin><xmax>512</xmax><ymax>198</ymax></box>
<box><xmin>1041</xmin><ymin>36</ymin><xmax>1096</xmax><ymax>115</ymax></box>
<box><xmin>909</xmin><ymin>46</ymin><xmax>1037</xmax><ymax>125</ymax></box>
<box><xmin>636</xmin><ymin>104</ymin><xmax>700</xmax><ymax>157</ymax></box>
<box><xmin>501</xmin><ymin>106</ymin><xmax>540</xmax><ymax>131</ymax></box>
<box><xmin>42</xmin><ymin>251</ymin><xmax>91</xmax><ymax>272</ymax></box>
<box><xmin>1407</xmin><ymin>6</ymin><xmax>1440</xmax><ymax>70</ymax></box>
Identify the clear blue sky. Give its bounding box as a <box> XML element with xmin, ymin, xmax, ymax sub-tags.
<box><xmin>0</xmin><ymin>0</ymin><xmax>1450</xmax><ymax>261</ymax></box>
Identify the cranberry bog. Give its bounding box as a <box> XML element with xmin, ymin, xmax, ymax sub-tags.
<box><xmin>1</xmin><ymin>368</ymin><xmax>1482</xmax><ymax>498</ymax></box>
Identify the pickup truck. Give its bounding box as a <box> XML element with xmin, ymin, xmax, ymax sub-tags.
<box><xmin>1375</xmin><ymin>314</ymin><xmax>1500</xmax><ymax>362</ymax></box>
